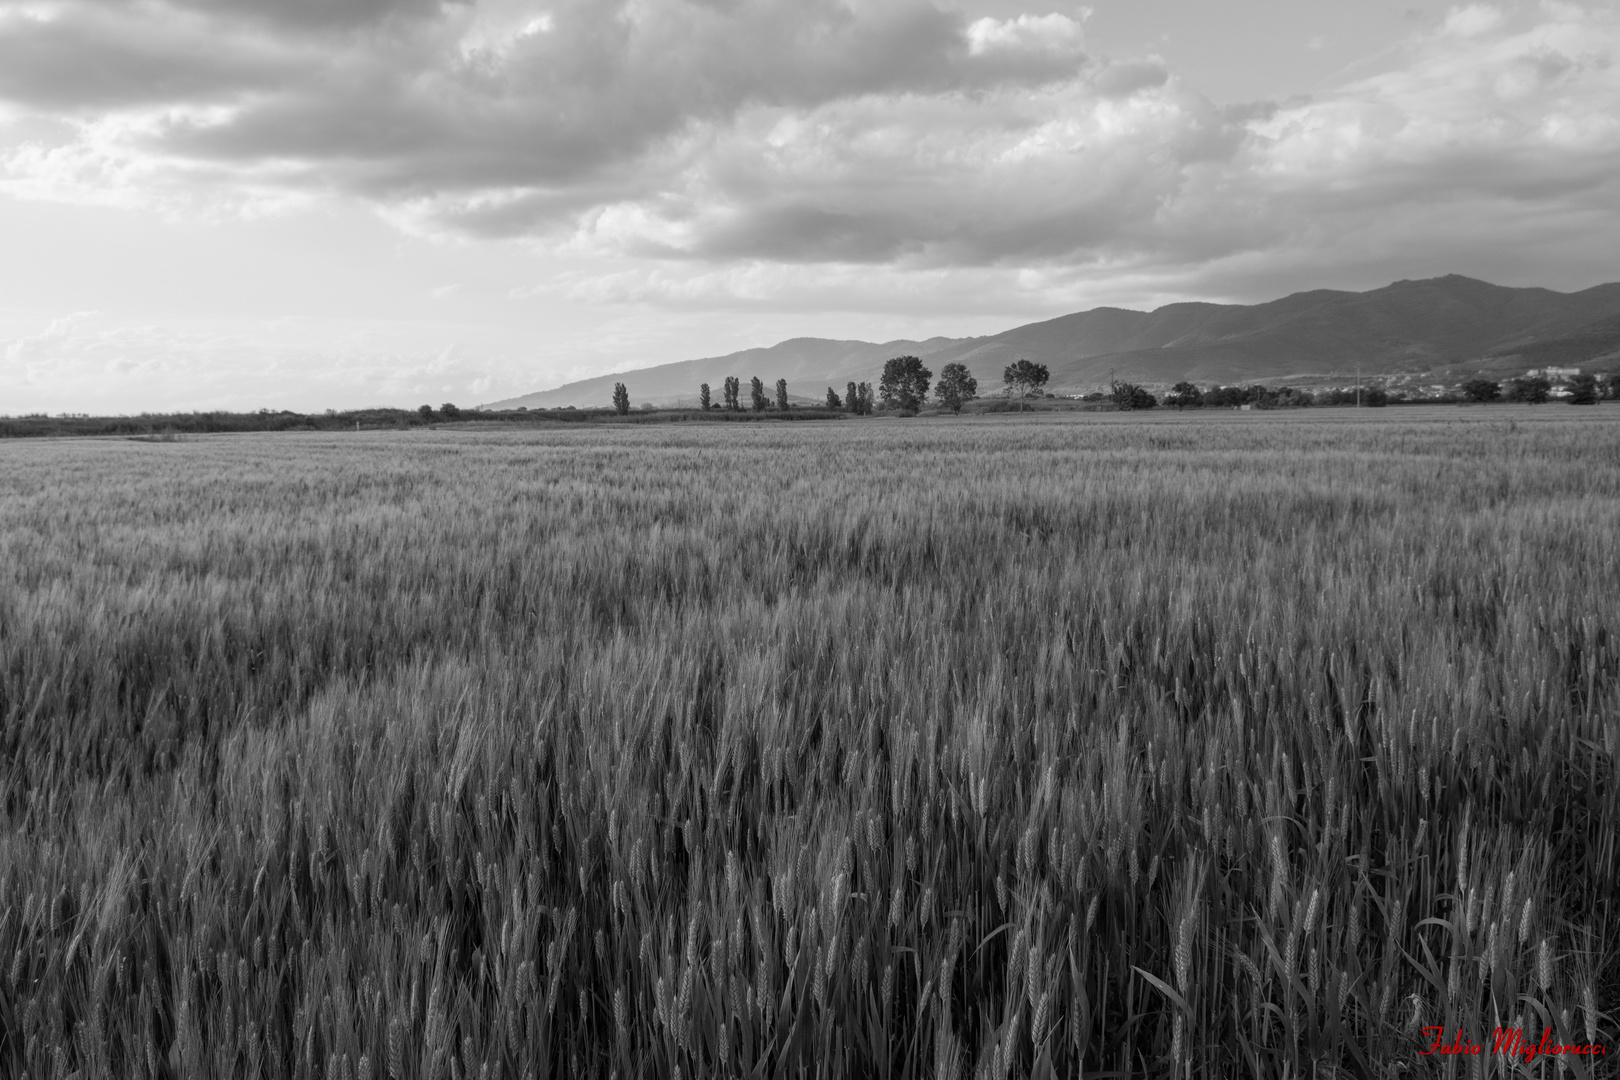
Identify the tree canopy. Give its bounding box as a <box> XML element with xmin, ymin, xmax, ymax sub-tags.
<box><xmin>1002</xmin><ymin>359</ymin><xmax>1049</xmax><ymax>410</ymax></box>
<box><xmin>1505</xmin><ymin>376</ymin><xmax>1551</xmax><ymax>404</ymax></box>
<box><xmin>1165</xmin><ymin>382</ymin><xmax>1203</xmax><ymax>409</ymax></box>
<box><xmin>1109</xmin><ymin>381</ymin><xmax>1156</xmax><ymax>411</ymax></box>
<box><xmin>934</xmin><ymin>363</ymin><xmax>978</xmax><ymax>415</ymax></box>
<box><xmin>879</xmin><ymin>356</ymin><xmax>932</xmax><ymax>413</ymax></box>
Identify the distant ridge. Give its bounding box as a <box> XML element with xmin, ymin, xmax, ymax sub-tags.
<box><xmin>482</xmin><ymin>276</ymin><xmax>1620</xmax><ymax>409</ymax></box>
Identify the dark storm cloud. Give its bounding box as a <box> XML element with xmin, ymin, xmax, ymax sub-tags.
<box><xmin>2</xmin><ymin>0</ymin><xmax>1091</xmax><ymax>199</ymax></box>
<box><xmin>0</xmin><ymin>3</ymin><xmax>307</xmax><ymax>108</ymax></box>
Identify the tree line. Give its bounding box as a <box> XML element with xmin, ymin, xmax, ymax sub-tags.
<box><xmin>1459</xmin><ymin>374</ymin><xmax>1610</xmax><ymax>405</ymax></box>
<box><xmin>607</xmin><ymin>365</ymin><xmax>1617</xmax><ymax>415</ymax></box>
<box><xmin>609</xmin><ymin>358</ymin><xmax>1054</xmax><ymax>416</ymax></box>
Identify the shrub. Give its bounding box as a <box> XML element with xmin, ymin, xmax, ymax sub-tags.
<box><xmin>1110</xmin><ymin>380</ymin><xmax>1157</xmax><ymax>410</ymax></box>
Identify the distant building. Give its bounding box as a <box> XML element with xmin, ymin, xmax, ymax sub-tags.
<box><xmin>1528</xmin><ymin>366</ymin><xmax>1581</xmax><ymax>380</ymax></box>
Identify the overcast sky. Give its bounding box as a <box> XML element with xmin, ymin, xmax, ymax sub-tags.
<box><xmin>3</xmin><ymin>0</ymin><xmax>1618</xmax><ymax>413</ymax></box>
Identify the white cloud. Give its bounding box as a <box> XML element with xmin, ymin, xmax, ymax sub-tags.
<box><xmin>966</xmin><ymin>13</ymin><xmax>1087</xmax><ymax>56</ymax></box>
<box><xmin>1443</xmin><ymin>4</ymin><xmax>1506</xmax><ymax>38</ymax></box>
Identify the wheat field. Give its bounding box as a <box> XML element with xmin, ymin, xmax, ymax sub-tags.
<box><xmin>2</xmin><ymin>409</ymin><xmax>1616</xmax><ymax>1079</ymax></box>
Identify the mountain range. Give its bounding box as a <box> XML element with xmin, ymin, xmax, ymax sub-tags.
<box><xmin>482</xmin><ymin>275</ymin><xmax>1620</xmax><ymax>409</ymax></box>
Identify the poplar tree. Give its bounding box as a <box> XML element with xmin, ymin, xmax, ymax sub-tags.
<box><xmin>856</xmin><ymin>382</ymin><xmax>874</xmax><ymax>415</ymax></box>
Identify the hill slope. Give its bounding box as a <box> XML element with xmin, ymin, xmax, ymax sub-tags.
<box><xmin>483</xmin><ymin>275</ymin><xmax>1620</xmax><ymax>408</ymax></box>
<box><xmin>484</xmin><ymin>336</ymin><xmax>973</xmax><ymax>410</ymax></box>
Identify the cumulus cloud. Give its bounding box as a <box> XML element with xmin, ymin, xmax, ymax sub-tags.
<box><xmin>966</xmin><ymin>13</ymin><xmax>1087</xmax><ymax>57</ymax></box>
<box><xmin>2</xmin><ymin>0</ymin><xmax>1083</xmax><ymax>202</ymax></box>
<box><xmin>0</xmin><ymin>0</ymin><xmax>1097</xmax><ymax>214</ymax></box>
<box><xmin>1</xmin><ymin>0</ymin><xmax>1618</xmax><ymax>310</ymax></box>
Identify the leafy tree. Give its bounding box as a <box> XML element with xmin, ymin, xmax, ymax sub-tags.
<box><xmin>879</xmin><ymin>356</ymin><xmax>932</xmax><ymax>413</ymax></box>
<box><xmin>934</xmin><ymin>363</ymin><xmax>978</xmax><ymax>414</ymax></box>
<box><xmin>750</xmin><ymin>377</ymin><xmax>767</xmax><ymax>411</ymax></box>
<box><xmin>1504</xmin><ymin>376</ymin><xmax>1551</xmax><ymax>404</ymax></box>
<box><xmin>1311</xmin><ymin>385</ymin><xmax>1386</xmax><ymax>407</ymax></box>
<box><xmin>611</xmin><ymin>383</ymin><xmax>630</xmax><ymax>415</ymax></box>
<box><xmin>775</xmin><ymin>378</ymin><xmax>789</xmax><ymax>411</ymax></box>
<box><xmin>1245</xmin><ymin>386</ymin><xmax>1278</xmax><ymax>409</ymax></box>
<box><xmin>1165</xmin><ymin>382</ymin><xmax>1203</xmax><ymax>410</ymax></box>
<box><xmin>1002</xmin><ymin>359</ymin><xmax>1049</xmax><ymax>410</ymax></box>
<box><xmin>418</xmin><ymin>405</ymin><xmax>434</xmax><ymax>422</ymax></box>
<box><xmin>439</xmin><ymin>403</ymin><xmax>461</xmax><ymax>420</ymax></box>
<box><xmin>1314</xmin><ymin>387</ymin><xmax>1364</xmax><ymax>407</ymax></box>
<box><xmin>826</xmin><ymin>387</ymin><xmax>843</xmax><ymax>409</ymax></box>
<box><xmin>1461</xmin><ymin>378</ymin><xmax>1501</xmax><ymax>403</ymax></box>
<box><xmin>700</xmin><ymin>383</ymin><xmax>712</xmax><ymax>410</ymax></box>
<box><xmin>1109</xmin><ymin>381</ymin><xmax>1156</xmax><ymax>410</ymax></box>
<box><xmin>846</xmin><ymin>382</ymin><xmax>860</xmax><ymax>415</ymax></box>
<box><xmin>726</xmin><ymin>376</ymin><xmax>742</xmax><ymax>411</ymax></box>
<box><xmin>1567</xmin><ymin>373</ymin><xmax>1598</xmax><ymax>405</ymax></box>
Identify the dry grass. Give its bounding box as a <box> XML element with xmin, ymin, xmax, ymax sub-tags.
<box><xmin>2</xmin><ymin>409</ymin><xmax>1616</xmax><ymax>1079</ymax></box>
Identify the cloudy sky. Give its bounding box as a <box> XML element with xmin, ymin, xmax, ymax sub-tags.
<box><xmin>3</xmin><ymin>0</ymin><xmax>1618</xmax><ymax>413</ymax></box>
